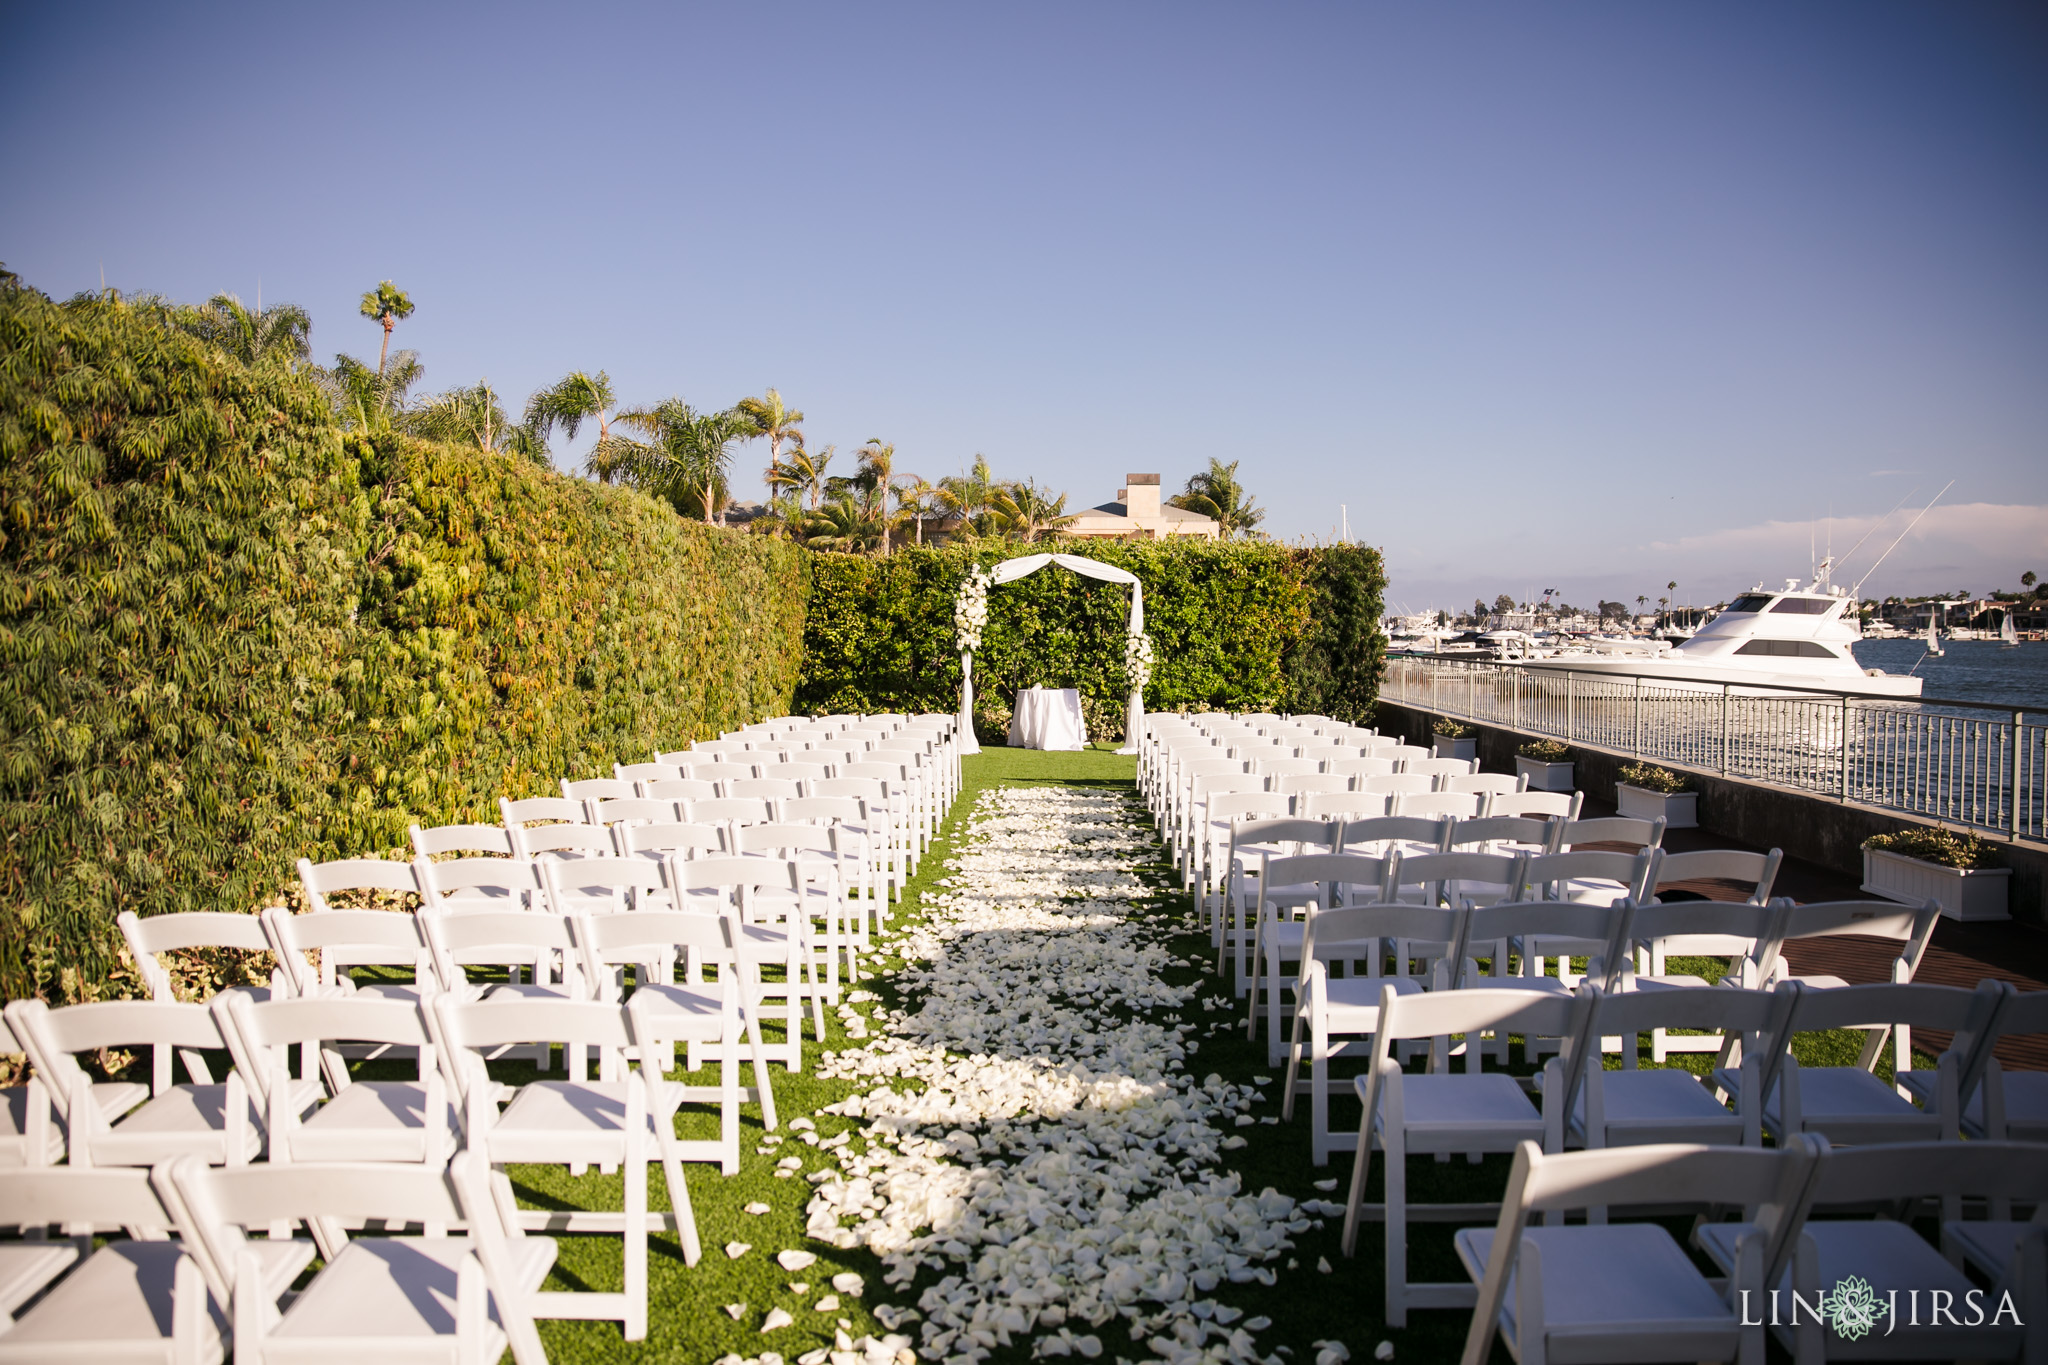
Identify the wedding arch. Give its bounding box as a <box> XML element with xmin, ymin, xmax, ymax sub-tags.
<box><xmin>954</xmin><ymin>553</ymin><xmax>1154</xmax><ymax>756</ymax></box>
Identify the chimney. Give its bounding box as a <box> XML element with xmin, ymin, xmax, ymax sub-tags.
<box><xmin>1124</xmin><ymin>473</ymin><xmax>1161</xmax><ymax>521</ymax></box>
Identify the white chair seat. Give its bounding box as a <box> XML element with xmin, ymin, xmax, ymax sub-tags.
<box><xmin>292</xmin><ymin>1082</ymin><xmax>458</xmax><ymax>1163</ymax></box>
<box><xmin>1733</xmin><ymin>1068</ymin><xmax>1940</xmax><ymax>1144</ymax></box>
<box><xmin>1572</xmin><ymin>1072</ymin><xmax>1742</xmax><ymax>1145</ymax></box>
<box><xmin>1631</xmin><ymin>973</ymin><xmax>1714</xmax><ymax>991</ymax></box>
<box><xmin>97</xmin><ymin>1080</ymin><xmax>313</xmax><ymax>1166</ymax></box>
<box><xmin>1456</xmin><ymin>1223</ymin><xmax>1740</xmax><ymax>1361</ymax></box>
<box><xmin>486</xmin><ymin>1081</ymin><xmax>660</xmax><ymax>1163</ymax></box>
<box><xmin>0</xmin><ymin>1242</ymin><xmax>81</xmax><ymax>1318</ymax></box>
<box><xmin>1943</xmin><ymin>1220</ymin><xmax>2038</xmax><ymax>1281</ymax></box>
<box><xmin>1317</xmin><ymin>975</ymin><xmax>1426</xmax><ymax>1029</ymax></box>
<box><xmin>1379</xmin><ymin>1072</ymin><xmax>1542</xmax><ymax>1142</ymax></box>
<box><xmin>269</xmin><ymin>1236</ymin><xmax>554</xmax><ymax>1361</ymax></box>
<box><xmin>625</xmin><ymin>983</ymin><xmax>727</xmax><ymax>1039</ymax></box>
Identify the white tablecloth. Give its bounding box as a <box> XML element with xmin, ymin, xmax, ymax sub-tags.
<box><xmin>1009</xmin><ymin>688</ymin><xmax>1087</xmax><ymax>751</ymax></box>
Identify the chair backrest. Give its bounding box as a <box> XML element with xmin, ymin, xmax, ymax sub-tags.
<box><xmin>561</xmin><ymin>777</ymin><xmax>638</xmax><ymax>802</ymax></box>
<box><xmin>217</xmin><ymin>992</ymin><xmax>433</xmax><ymax>1104</ymax></box>
<box><xmin>1804</xmin><ymin>1137</ymin><xmax>2048</xmax><ymax>1217</ymax></box>
<box><xmin>1626</xmin><ymin>898</ymin><xmax>1782</xmax><ymax>951</ymax></box>
<box><xmin>409</xmin><ymin>823</ymin><xmax>515</xmax><ymax>858</ymax></box>
<box><xmin>1391</xmin><ymin>851</ymin><xmax>1528</xmax><ymax>903</ymax></box>
<box><xmin>1273</xmin><ymin>773</ymin><xmax>1350</xmax><ymax>797</ymax></box>
<box><xmin>1253</xmin><ymin>757</ymin><xmax>1320</xmax><ymax>779</ymax></box>
<box><xmin>1575</xmin><ymin>983</ymin><xmax>1791</xmax><ymax>1083</ymax></box>
<box><xmin>118</xmin><ymin>911</ymin><xmax>273</xmax><ymax>1001</ymax></box>
<box><xmin>616</xmin><ymin>821</ymin><xmax>728</xmax><ymax>857</ymax></box>
<box><xmin>498</xmin><ymin>795</ymin><xmax>587</xmax><ymax>828</ymax></box>
<box><xmin>0</xmin><ymin>1164</ymin><xmax>174</xmax><ymax>1236</ymax></box>
<box><xmin>643</xmin><ymin>777</ymin><xmax>720</xmax><ymax>803</ymax></box>
<box><xmin>512</xmin><ymin>821</ymin><xmax>616</xmax><ymax>861</ymax></box>
<box><xmin>574</xmin><ymin>909</ymin><xmax>735</xmax><ymax>978</ymax></box>
<box><xmin>1768</xmin><ymin>898</ymin><xmax>1940</xmax><ymax>981</ymax></box>
<box><xmin>770</xmin><ymin>762</ymin><xmax>832</xmax><ymax>784</ymax></box>
<box><xmin>841</xmin><ymin>762</ymin><xmax>909</xmax><ymax>787</ymax></box>
<box><xmin>1484</xmin><ymin>790</ymin><xmax>1582</xmax><ymax>820</ymax></box>
<box><xmin>1405</xmin><ymin>756</ymin><xmax>1476</xmax><ymax>778</ymax></box>
<box><xmin>1373</xmin><ymin>985</ymin><xmax>1589</xmax><ymax>1063</ymax></box>
<box><xmin>1325</xmin><ymin>756</ymin><xmax>1396</xmax><ymax>778</ymax></box>
<box><xmin>1383</xmin><ymin>744</ymin><xmax>1431</xmax><ymax>765</ymax></box>
<box><xmin>264</xmin><ymin>906</ymin><xmax>429</xmax><ymax>988</ymax></box>
<box><xmin>1556</xmin><ymin>814</ymin><xmax>1664</xmax><ymax>849</ymax></box>
<box><xmin>1393</xmin><ymin>791</ymin><xmax>1484</xmax><ymax>821</ymax></box>
<box><xmin>587</xmin><ymin>797</ymin><xmax>680</xmax><ymax>828</ymax></box>
<box><xmin>414</xmin><ymin>855</ymin><xmax>542</xmax><ymax>910</ymax></box>
<box><xmin>538</xmin><ymin>856</ymin><xmax>661</xmax><ymax>914</ymax></box>
<box><xmin>1653</xmin><ymin>848</ymin><xmax>1782</xmax><ymax>904</ymax></box>
<box><xmin>1191</xmin><ymin>772</ymin><xmax>1264</xmax><ymax>803</ymax></box>
<box><xmin>1358</xmin><ymin>773</ymin><xmax>1435</xmax><ymax>796</ymax></box>
<box><xmin>1299</xmin><ymin>790</ymin><xmax>1391</xmax><ymax>822</ymax></box>
<box><xmin>1517</xmin><ymin>848</ymin><xmax>1660</xmax><ymax>904</ymax></box>
<box><xmin>816</xmin><ymin>777</ymin><xmax>888</xmax><ymax>805</ymax></box>
<box><xmin>1298</xmin><ymin>902</ymin><xmax>1463</xmax><ymax>966</ymax></box>
<box><xmin>779</xmin><ymin>796</ymin><xmax>870</xmax><ymax>827</ymax></box>
<box><xmin>1338</xmin><ymin>815</ymin><xmax>1453</xmax><ymax>853</ymax></box>
<box><xmin>1184</xmin><ymin>757</ymin><xmax>1249</xmax><ymax>780</ymax></box>
<box><xmin>672</xmin><ymin>854</ymin><xmax>801</xmax><ymax>896</ymax></box>
<box><xmin>692</xmin><ymin>740</ymin><xmax>753</xmax><ymax>757</ymax></box>
<box><xmin>1463</xmin><ymin>900</ymin><xmax>1635</xmax><ymax>988</ymax></box>
<box><xmin>736</xmin><ymin>822</ymin><xmax>837</xmax><ymax>856</ymax></box>
<box><xmin>1441</xmin><ymin>772</ymin><xmax>1524</xmax><ymax>797</ymax></box>
<box><xmin>1446</xmin><ymin>816</ymin><xmax>1554</xmax><ymax>851</ymax></box>
<box><xmin>614</xmin><ymin>761</ymin><xmax>680</xmax><ymax>784</ymax></box>
<box><xmin>1257</xmin><ymin>853</ymin><xmax>1395</xmax><ymax>906</ymax></box>
<box><xmin>296</xmin><ymin>857</ymin><xmax>418</xmax><ymax>912</ymax></box>
<box><xmin>684</xmin><ymin>797</ymin><xmax>776</xmax><ymax>827</ymax></box>
<box><xmin>1753</xmin><ymin>980</ymin><xmax>2003</xmax><ymax>1102</ymax></box>
<box><xmin>726</xmin><ymin>777</ymin><xmax>804</xmax><ymax>802</ymax></box>
<box><xmin>1230</xmin><ymin>818</ymin><xmax>1337</xmax><ymax>859</ymax></box>
<box><xmin>6</xmin><ymin>998</ymin><xmax>225</xmax><ymax>1113</ymax></box>
<box><xmin>419</xmin><ymin>910</ymin><xmax>581</xmax><ymax>998</ymax></box>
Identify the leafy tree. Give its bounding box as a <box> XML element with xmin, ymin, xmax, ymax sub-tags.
<box><xmin>895</xmin><ymin>474</ymin><xmax>941</xmax><ymax>547</ymax></box>
<box><xmin>937</xmin><ymin>455</ymin><xmax>1004</xmax><ymax>539</ymax></box>
<box><xmin>802</xmin><ymin>491</ymin><xmax>883</xmax><ymax>553</ymax></box>
<box><xmin>767</xmin><ymin>440</ymin><xmax>835</xmax><ymax>510</ymax></box>
<box><xmin>991</xmin><ymin>480</ymin><xmax>1078</xmax><ymax>544</ymax></box>
<box><xmin>317</xmin><ymin>350</ymin><xmax>423</xmax><ymax>430</ymax></box>
<box><xmin>407</xmin><ymin>380</ymin><xmax>545</xmax><ymax>462</ymax></box>
<box><xmin>187</xmin><ymin>293</ymin><xmax>312</xmax><ymax>369</ymax></box>
<box><xmin>610</xmin><ymin>400</ymin><xmax>752</xmax><ymax>523</ymax></box>
<box><xmin>1169</xmin><ymin>458</ymin><xmax>1264</xmax><ymax>538</ymax></box>
<box><xmin>1492</xmin><ymin>593</ymin><xmax>1515</xmax><ymax>614</ymax></box>
<box><xmin>524</xmin><ymin>371</ymin><xmax>616</xmax><ymax>474</ymax></box>
<box><xmin>735</xmin><ymin>389</ymin><xmax>805</xmax><ymax>492</ymax></box>
<box><xmin>357</xmin><ymin>281</ymin><xmax>414</xmax><ymax>377</ymax></box>
<box><xmin>2025</xmin><ymin>570</ymin><xmax>2038</xmax><ymax>591</ymax></box>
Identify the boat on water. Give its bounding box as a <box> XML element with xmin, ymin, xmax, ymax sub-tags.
<box><xmin>1518</xmin><ymin>568</ymin><xmax>1924</xmax><ymax>698</ymax></box>
<box><xmin>2002</xmin><ymin>614</ymin><xmax>2021</xmax><ymax>650</ymax></box>
<box><xmin>1924</xmin><ymin>616</ymin><xmax>1944</xmax><ymax>658</ymax></box>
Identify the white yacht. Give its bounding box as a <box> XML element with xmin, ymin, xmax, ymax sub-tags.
<box><xmin>1518</xmin><ymin>569</ymin><xmax>1923</xmax><ymax>697</ymax></box>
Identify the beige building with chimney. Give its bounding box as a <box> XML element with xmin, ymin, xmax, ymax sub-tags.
<box><xmin>1063</xmin><ymin>474</ymin><xmax>1220</xmax><ymax>540</ymax></box>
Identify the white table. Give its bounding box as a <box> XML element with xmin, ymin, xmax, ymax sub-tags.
<box><xmin>1009</xmin><ymin>688</ymin><xmax>1087</xmax><ymax>751</ymax></box>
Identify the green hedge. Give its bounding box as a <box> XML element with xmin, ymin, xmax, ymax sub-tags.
<box><xmin>795</xmin><ymin>541</ymin><xmax>1385</xmax><ymax>740</ymax></box>
<box><xmin>0</xmin><ymin>287</ymin><xmax>806</xmax><ymax>1000</ymax></box>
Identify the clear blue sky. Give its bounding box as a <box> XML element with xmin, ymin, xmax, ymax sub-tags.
<box><xmin>6</xmin><ymin>2</ymin><xmax>2044</xmax><ymax>612</ymax></box>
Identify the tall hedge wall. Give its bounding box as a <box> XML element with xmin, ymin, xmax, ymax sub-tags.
<box><xmin>0</xmin><ymin>287</ymin><xmax>806</xmax><ymax>1000</ymax></box>
<box><xmin>795</xmin><ymin>540</ymin><xmax>1385</xmax><ymax>739</ymax></box>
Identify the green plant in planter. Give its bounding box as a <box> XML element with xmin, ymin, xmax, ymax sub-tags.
<box><xmin>1433</xmin><ymin>718</ymin><xmax>1473</xmax><ymax>739</ymax></box>
<box><xmin>1864</xmin><ymin>827</ymin><xmax>2002</xmax><ymax>870</ymax></box>
<box><xmin>1519</xmin><ymin>739</ymin><xmax>1570</xmax><ymax>763</ymax></box>
<box><xmin>1618</xmin><ymin>762</ymin><xmax>1691</xmax><ymax>794</ymax></box>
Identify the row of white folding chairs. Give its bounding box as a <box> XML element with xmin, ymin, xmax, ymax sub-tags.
<box><xmin>1143</xmin><ymin>725</ymin><xmax>1425</xmax><ymax>827</ymax></box>
<box><xmin>1310</xmin><ymin>976</ymin><xmax>2048</xmax><ymax>1343</ymax></box>
<box><xmin>690</xmin><ymin>711</ymin><xmax>961</xmax><ymax>815</ymax></box>
<box><xmin>1138</xmin><ymin>711</ymin><xmax>1389</xmax><ymax>791</ymax></box>
<box><xmin>0</xmin><ymin>1152</ymin><xmax>550</xmax><ymax>1362</ymax></box>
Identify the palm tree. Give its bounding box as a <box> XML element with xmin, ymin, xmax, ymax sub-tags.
<box><xmin>358</xmin><ymin>281</ymin><xmax>414</xmax><ymax>378</ymax></box>
<box><xmin>802</xmin><ymin>491</ymin><xmax>883</xmax><ymax>553</ymax></box>
<box><xmin>766</xmin><ymin>440</ymin><xmax>835</xmax><ymax>510</ymax></box>
<box><xmin>937</xmin><ymin>454</ymin><xmax>1002</xmax><ymax>539</ymax></box>
<box><xmin>894</xmin><ymin>475</ymin><xmax>940</xmax><ymax>547</ymax></box>
<box><xmin>610</xmin><ymin>400</ymin><xmax>753</xmax><ymax>523</ymax></box>
<box><xmin>192</xmin><ymin>293</ymin><xmax>312</xmax><ymax>369</ymax></box>
<box><xmin>524</xmin><ymin>371</ymin><xmax>616</xmax><ymax>472</ymax></box>
<box><xmin>1169</xmin><ymin>458</ymin><xmax>1264</xmax><ymax>538</ymax></box>
<box><xmin>318</xmin><ymin>350</ymin><xmax>424</xmax><ymax>430</ymax></box>
<box><xmin>735</xmin><ymin>389</ymin><xmax>805</xmax><ymax>493</ymax></box>
<box><xmin>407</xmin><ymin>380</ymin><xmax>545</xmax><ymax>461</ymax></box>
<box><xmin>990</xmin><ymin>480</ymin><xmax>1078</xmax><ymax>543</ymax></box>
<box><xmin>853</xmin><ymin>440</ymin><xmax>905</xmax><ymax>553</ymax></box>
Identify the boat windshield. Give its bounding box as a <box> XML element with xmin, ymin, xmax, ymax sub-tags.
<box><xmin>1768</xmin><ymin>597</ymin><xmax>1835</xmax><ymax>615</ymax></box>
<box><xmin>1726</xmin><ymin>594</ymin><xmax>1774</xmax><ymax>613</ymax></box>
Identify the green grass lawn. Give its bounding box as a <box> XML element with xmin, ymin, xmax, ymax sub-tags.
<box><xmin>404</xmin><ymin>743</ymin><xmax>1902</xmax><ymax>1364</ymax></box>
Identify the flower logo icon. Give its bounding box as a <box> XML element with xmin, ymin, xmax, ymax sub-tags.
<box><xmin>1823</xmin><ymin>1276</ymin><xmax>1884</xmax><ymax>1341</ymax></box>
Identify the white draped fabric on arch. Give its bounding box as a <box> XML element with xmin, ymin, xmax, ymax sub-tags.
<box><xmin>954</xmin><ymin>553</ymin><xmax>1148</xmax><ymax>757</ymax></box>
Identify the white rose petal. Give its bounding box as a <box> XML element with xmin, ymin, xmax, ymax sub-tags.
<box><xmin>1375</xmin><ymin>1344</ymin><xmax>1395</xmax><ymax>1361</ymax></box>
<box><xmin>724</xmin><ymin>1304</ymin><xmax>748</xmax><ymax>1320</ymax></box>
<box><xmin>814</xmin><ymin>1295</ymin><xmax>841</xmax><ymax>1312</ymax></box>
<box><xmin>762</xmin><ymin>1307</ymin><xmax>795</xmax><ymax>1331</ymax></box>
<box><xmin>745</xmin><ymin>1202</ymin><xmax>773</xmax><ymax>1215</ymax></box>
<box><xmin>831</xmin><ymin>1272</ymin><xmax>864</xmax><ymax>1296</ymax></box>
<box><xmin>725</xmin><ymin>1242</ymin><xmax>752</xmax><ymax>1259</ymax></box>
<box><xmin>776</xmin><ymin>1250</ymin><xmax>818</xmax><ymax>1272</ymax></box>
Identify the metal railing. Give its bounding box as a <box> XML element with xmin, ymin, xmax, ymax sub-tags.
<box><xmin>1383</xmin><ymin>655</ymin><xmax>2044</xmax><ymax>841</ymax></box>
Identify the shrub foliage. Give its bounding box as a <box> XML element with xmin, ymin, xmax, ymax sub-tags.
<box><xmin>797</xmin><ymin>541</ymin><xmax>1385</xmax><ymax>740</ymax></box>
<box><xmin>0</xmin><ymin>287</ymin><xmax>805</xmax><ymax>999</ymax></box>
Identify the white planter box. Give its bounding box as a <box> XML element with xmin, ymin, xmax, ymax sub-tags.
<box><xmin>1432</xmin><ymin>735</ymin><xmax>1478</xmax><ymax>761</ymax></box>
<box><xmin>1516</xmin><ymin>757</ymin><xmax>1575</xmax><ymax>793</ymax></box>
<box><xmin>1861</xmin><ymin>847</ymin><xmax>2011</xmax><ymax>922</ymax></box>
<box><xmin>1616</xmin><ymin>783</ymin><xmax>1698</xmax><ymax>829</ymax></box>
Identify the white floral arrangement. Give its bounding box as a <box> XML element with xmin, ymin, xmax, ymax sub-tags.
<box><xmin>1124</xmin><ymin>628</ymin><xmax>1155</xmax><ymax>691</ymax></box>
<box><xmin>954</xmin><ymin>568</ymin><xmax>993</xmax><ymax>653</ymax></box>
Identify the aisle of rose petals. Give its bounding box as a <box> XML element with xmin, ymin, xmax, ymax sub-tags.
<box><xmin>797</xmin><ymin>785</ymin><xmax>1326</xmax><ymax>1365</ymax></box>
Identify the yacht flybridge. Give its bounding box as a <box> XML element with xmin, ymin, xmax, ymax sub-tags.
<box><xmin>1518</xmin><ymin>567</ymin><xmax>1924</xmax><ymax>698</ymax></box>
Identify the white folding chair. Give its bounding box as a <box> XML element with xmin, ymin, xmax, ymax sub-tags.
<box><xmin>1937</xmin><ymin>986</ymin><xmax>2048</xmax><ymax>1142</ymax></box>
<box><xmin>1405</xmin><ymin>757</ymin><xmax>1476</xmax><ymax>780</ymax></box>
<box><xmin>1441</xmin><ymin>771</ymin><xmax>1526</xmax><ymax>798</ymax></box>
<box><xmin>262</xmin><ymin>903</ymin><xmax>430</xmax><ymax>1005</ymax></box>
<box><xmin>213</xmin><ymin>993</ymin><xmax>452</xmax><ymax>1168</ymax></box>
<box><xmin>1554</xmin><ymin>813</ymin><xmax>1662</xmax><ymax>850</ymax></box>
<box><xmin>1456</xmin><ymin>1139</ymin><xmax>1822</xmax><ymax>1365</ymax></box>
<box><xmin>1339</xmin><ymin>988</ymin><xmax>1592</xmax><ymax>1325</ymax></box>
<box><xmin>616</xmin><ymin>820</ymin><xmax>726</xmax><ymax>863</ymax></box>
<box><xmin>586</xmin><ymin>797</ymin><xmax>680</xmax><ymax>829</ymax></box>
<box><xmin>425</xmin><ymin>996</ymin><xmax>699</xmax><ymax>1337</ymax></box>
<box><xmin>1692</xmin><ymin>1139</ymin><xmax>2048</xmax><ymax>1363</ymax></box>
<box><xmin>293</xmin><ymin>857</ymin><xmax>422</xmax><ymax>993</ymax></box>
<box><xmin>409</xmin><ymin>823</ymin><xmax>516</xmax><ymax>859</ymax></box>
<box><xmin>499</xmin><ymin>794</ymin><xmax>588</xmax><ymax>829</ymax></box>
<box><xmin>0</xmin><ymin>1013</ymin><xmax>59</xmax><ymax>1169</ymax></box>
<box><xmin>162</xmin><ymin>1150</ymin><xmax>549</xmax><ymax>1365</ymax></box>
<box><xmin>1281</xmin><ymin>902</ymin><xmax>1465</xmax><ymax>1164</ymax></box>
<box><xmin>1244</xmin><ymin>853</ymin><xmax>1395</xmax><ymax>1064</ymax></box>
<box><xmin>1219</xmin><ymin>816</ymin><xmax>1337</xmax><ymax>985</ymax></box>
<box><xmin>117</xmin><ymin>910</ymin><xmax>282</xmax><ymax>1004</ymax></box>
<box><xmin>562</xmin><ymin>777</ymin><xmax>637</xmax><ymax>803</ymax></box>
<box><xmin>1718</xmin><ymin>980</ymin><xmax>2004</xmax><ymax>1147</ymax></box>
<box><xmin>1336</xmin><ymin>815</ymin><xmax>1453</xmax><ymax>859</ymax></box>
<box><xmin>0</xmin><ymin>1164</ymin><xmax>302</xmax><ymax>1364</ymax></box>
<box><xmin>1392</xmin><ymin>791</ymin><xmax>1485</xmax><ymax>822</ymax></box>
<box><xmin>672</xmin><ymin>856</ymin><xmax>821</xmax><ymax>1067</ymax></box>
<box><xmin>816</xmin><ymin>777</ymin><xmax>908</xmax><ymax>902</ymax></box>
<box><xmin>1484</xmin><ymin>789</ymin><xmax>1584</xmax><ymax>820</ymax></box>
<box><xmin>1325</xmin><ymin>755</ymin><xmax>1397</xmax><ymax>780</ymax></box>
<box><xmin>1759</xmin><ymin>898</ymin><xmax>1942</xmax><ymax>991</ymax></box>
<box><xmin>779</xmin><ymin>796</ymin><xmax>886</xmax><ymax>936</ymax></box>
<box><xmin>4</xmin><ymin>998</ymin><xmax>274</xmax><ymax>1168</ymax></box>
<box><xmin>511</xmin><ymin>822</ymin><xmax>616</xmax><ymax>862</ymax></box>
<box><xmin>1360</xmin><ymin>772</ymin><xmax>1435</xmax><ymax>800</ymax></box>
<box><xmin>642</xmin><ymin>777</ymin><xmax>720</xmax><ymax>804</ymax></box>
<box><xmin>614</xmin><ymin>761</ymin><xmax>681</xmax><ymax>785</ymax></box>
<box><xmin>574</xmin><ymin>909</ymin><xmax>780</xmax><ymax>1172</ymax></box>
<box><xmin>414</xmin><ymin>854</ymin><xmax>542</xmax><ymax>916</ymax></box>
